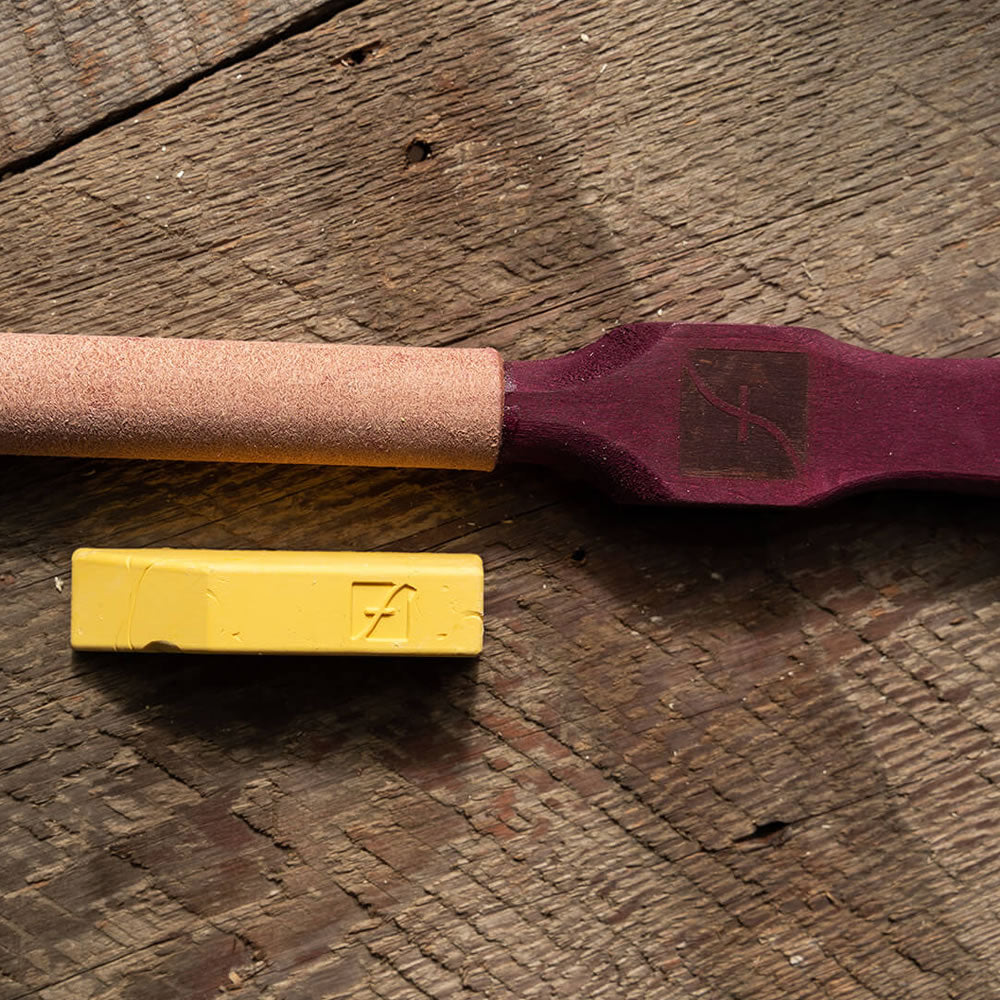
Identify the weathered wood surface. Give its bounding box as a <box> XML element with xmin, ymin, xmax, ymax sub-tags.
<box><xmin>1</xmin><ymin>0</ymin><xmax>1000</xmax><ymax>997</ymax></box>
<box><xmin>0</xmin><ymin>0</ymin><xmax>361</xmax><ymax>173</ymax></box>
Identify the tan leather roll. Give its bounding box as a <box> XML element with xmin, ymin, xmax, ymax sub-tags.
<box><xmin>0</xmin><ymin>333</ymin><xmax>504</xmax><ymax>470</ymax></box>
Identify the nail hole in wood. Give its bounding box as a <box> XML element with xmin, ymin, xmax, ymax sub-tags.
<box><xmin>571</xmin><ymin>547</ymin><xmax>587</xmax><ymax>563</ymax></box>
<box><xmin>405</xmin><ymin>140</ymin><xmax>432</xmax><ymax>165</ymax></box>
<box><xmin>733</xmin><ymin>819</ymin><xmax>789</xmax><ymax>843</ymax></box>
<box><xmin>341</xmin><ymin>40</ymin><xmax>381</xmax><ymax>66</ymax></box>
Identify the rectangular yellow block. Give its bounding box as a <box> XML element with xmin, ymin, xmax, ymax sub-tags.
<box><xmin>70</xmin><ymin>548</ymin><xmax>483</xmax><ymax>656</ymax></box>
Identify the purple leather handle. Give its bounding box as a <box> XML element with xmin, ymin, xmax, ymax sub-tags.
<box><xmin>499</xmin><ymin>323</ymin><xmax>1000</xmax><ymax>506</ymax></box>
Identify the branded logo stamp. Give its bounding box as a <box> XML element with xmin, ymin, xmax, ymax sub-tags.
<box><xmin>679</xmin><ymin>349</ymin><xmax>808</xmax><ymax>479</ymax></box>
<box><xmin>351</xmin><ymin>581</ymin><xmax>416</xmax><ymax>641</ymax></box>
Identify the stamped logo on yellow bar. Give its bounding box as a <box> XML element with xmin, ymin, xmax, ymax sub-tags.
<box><xmin>70</xmin><ymin>549</ymin><xmax>483</xmax><ymax>656</ymax></box>
<box><xmin>351</xmin><ymin>582</ymin><xmax>417</xmax><ymax>641</ymax></box>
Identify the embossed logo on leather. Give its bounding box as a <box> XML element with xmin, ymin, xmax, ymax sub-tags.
<box><xmin>351</xmin><ymin>581</ymin><xmax>416</xmax><ymax>641</ymax></box>
<box><xmin>680</xmin><ymin>349</ymin><xmax>808</xmax><ymax>479</ymax></box>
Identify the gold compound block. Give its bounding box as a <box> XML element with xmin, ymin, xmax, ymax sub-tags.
<box><xmin>70</xmin><ymin>548</ymin><xmax>483</xmax><ymax>656</ymax></box>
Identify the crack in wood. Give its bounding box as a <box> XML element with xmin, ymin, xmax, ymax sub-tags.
<box><xmin>0</xmin><ymin>0</ymin><xmax>369</xmax><ymax>184</ymax></box>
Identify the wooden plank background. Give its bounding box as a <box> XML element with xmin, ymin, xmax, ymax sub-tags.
<box><xmin>1</xmin><ymin>0</ymin><xmax>999</xmax><ymax>997</ymax></box>
<box><xmin>0</xmin><ymin>0</ymin><xmax>364</xmax><ymax>171</ymax></box>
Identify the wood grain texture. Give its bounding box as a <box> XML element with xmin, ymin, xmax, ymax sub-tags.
<box><xmin>0</xmin><ymin>0</ymin><xmax>360</xmax><ymax>173</ymax></box>
<box><xmin>1</xmin><ymin>1</ymin><xmax>999</xmax><ymax>998</ymax></box>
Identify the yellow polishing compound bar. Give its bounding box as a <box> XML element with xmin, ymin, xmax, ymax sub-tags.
<box><xmin>71</xmin><ymin>549</ymin><xmax>484</xmax><ymax>656</ymax></box>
